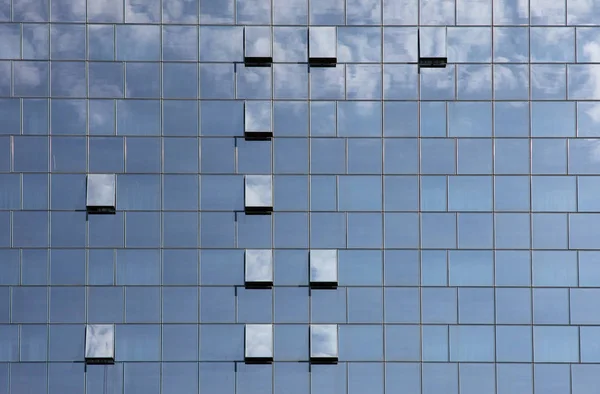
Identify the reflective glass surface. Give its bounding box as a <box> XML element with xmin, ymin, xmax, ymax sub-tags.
<box><xmin>3</xmin><ymin>0</ymin><xmax>600</xmax><ymax>392</ymax></box>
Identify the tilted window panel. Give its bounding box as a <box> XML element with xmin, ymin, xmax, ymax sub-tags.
<box><xmin>309</xmin><ymin>27</ymin><xmax>337</xmax><ymax>66</ymax></box>
<box><xmin>244</xmin><ymin>26</ymin><xmax>272</xmax><ymax>66</ymax></box>
<box><xmin>86</xmin><ymin>174</ymin><xmax>116</xmax><ymax>214</ymax></box>
<box><xmin>245</xmin><ymin>324</ymin><xmax>273</xmax><ymax>363</ymax></box>
<box><xmin>85</xmin><ymin>324</ymin><xmax>115</xmax><ymax>364</ymax></box>
<box><xmin>310</xmin><ymin>324</ymin><xmax>338</xmax><ymax>364</ymax></box>
<box><xmin>244</xmin><ymin>175</ymin><xmax>273</xmax><ymax>214</ymax></box>
<box><xmin>309</xmin><ymin>249</ymin><xmax>338</xmax><ymax>288</ymax></box>
<box><xmin>245</xmin><ymin>249</ymin><xmax>273</xmax><ymax>288</ymax></box>
<box><xmin>244</xmin><ymin>101</ymin><xmax>272</xmax><ymax>139</ymax></box>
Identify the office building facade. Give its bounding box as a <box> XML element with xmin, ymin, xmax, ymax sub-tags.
<box><xmin>1</xmin><ymin>0</ymin><xmax>600</xmax><ymax>392</ymax></box>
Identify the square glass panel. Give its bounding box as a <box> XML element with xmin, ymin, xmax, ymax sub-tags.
<box><xmin>245</xmin><ymin>101</ymin><xmax>272</xmax><ymax>138</ymax></box>
<box><xmin>245</xmin><ymin>324</ymin><xmax>273</xmax><ymax>362</ymax></box>
<box><xmin>86</xmin><ymin>174</ymin><xmax>116</xmax><ymax>214</ymax></box>
<box><xmin>245</xmin><ymin>26</ymin><xmax>272</xmax><ymax>64</ymax></box>
<box><xmin>309</xmin><ymin>27</ymin><xmax>337</xmax><ymax>65</ymax></box>
<box><xmin>245</xmin><ymin>249</ymin><xmax>273</xmax><ymax>287</ymax></box>
<box><xmin>85</xmin><ymin>324</ymin><xmax>115</xmax><ymax>364</ymax></box>
<box><xmin>245</xmin><ymin>175</ymin><xmax>273</xmax><ymax>213</ymax></box>
<box><xmin>310</xmin><ymin>249</ymin><xmax>338</xmax><ymax>287</ymax></box>
<box><xmin>310</xmin><ymin>324</ymin><xmax>338</xmax><ymax>363</ymax></box>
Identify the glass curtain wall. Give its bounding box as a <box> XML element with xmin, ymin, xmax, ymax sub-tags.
<box><xmin>1</xmin><ymin>0</ymin><xmax>600</xmax><ymax>393</ymax></box>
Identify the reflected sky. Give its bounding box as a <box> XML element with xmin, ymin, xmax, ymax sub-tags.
<box><xmin>4</xmin><ymin>0</ymin><xmax>600</xmax><ymax>393</ymax></box>
<box><xmin>245</xmin><ymin>249</ymin><xmax>273</xmax><ymax>283</ymax></box>
<box><xmin>245</xmin><ymin>324</ymin><xmax>273</xmax><ymax>359</ymax></box>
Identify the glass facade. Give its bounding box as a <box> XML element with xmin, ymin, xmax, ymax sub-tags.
<box><xmin>2</xmin><ymin>0</ymin><xmax>600</xmax><ymax>392</ymax></box>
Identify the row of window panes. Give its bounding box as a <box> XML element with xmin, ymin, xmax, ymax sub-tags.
<box><xmin>0</xmin><ymin>0</ymin><xmax>597</xmax><ymax>26</ymax></box>
<box><xmin>2</xmin><ymin>210</ymin><xmax>600</xmax><ymax>249</ymax></box>
<box><xmin>4</xmin><ymin>100</ymin><xmax>600</xmax><ymax>137</ymax></box>
<box><xmin>5</xmin><ymin>362</ymin><xmax>599</xmax><ymax>394</ymax></box>
<box><xmin>5</xmin><ymin>24</ymin><xmax>600</xmax><ymax>63</ymax></box>
<box><xmin>9</xmin><ymin>174</ymin><xmax>600</xmax><ymax>211</ymax></box>
<box><xmin>5</xmin><ymin>286</ymin><xmax>600</xmax><ymax>323</ymax></box>
<box><xmin>5</xmin><ymin>323</ymin><xmax>600</xmax><ymax>363</ymax></box>
<box><xmin>6</xmin><ymin>63</ymin><xmax>600</xmax><ymax>101</ymax></box>
<box><xmin>4</xmin><ymin>139</ymin><xmax>600</xmax><ymax>173</ymax></box>
<box><xmin>3</xmin><ymin>248</ymin><xmax>600</xmax><ymax>287</ymax></box>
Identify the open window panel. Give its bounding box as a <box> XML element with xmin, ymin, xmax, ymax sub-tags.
<box><xmin>309</xmin><ymin>27</ymin><xmax>337</xmax><ymax>67</ymax></box>
<box><xmin>86</xmin><ymin>174</ymin><xmax>116</xmax><ymax>214</ymax></box>
<box><xmin>310</xmin><ymin>324</ymin><xmax>338</xmax><ymax>364</ymax></box>
<box><xmin>244</xmin><ymin>26</ymin><xmax>272</xmax><ymax>66</ymax></box>
<box><xmin>244</xmin><ymin>100</ymin><xmax>272</xmax><ymax>140</ymax></box>
<box><xmin>244</xmin><ymin>175</ymin><xmax>273</xmax><ymax>214</ymax></box>
<box><xmin>245</xmin><ymin>324</ymin><xmax>273</xmax><ymax>364</ymax></box>
<box><xmin>309</xmin><ymin>249</ymin><xmax>338</xmax><ymax>289</ymax></box>
<box><xmin>418</xmin><ymin>27</ymin><xmax>447</xmax><ymax>73</ymax></box>
<box><xmin>245</xmin><ymin>249</ymin><xmax>273</xmax><ymax>289</ymax></box>
<box><xmin>85</xmin><ymin>324</ymin><xmax>115</xmax><ymax>365</ymax></box>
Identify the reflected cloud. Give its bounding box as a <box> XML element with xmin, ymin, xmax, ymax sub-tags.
<box><xmin>245</xmin><ymin>101</ymin><xmax>272</xmax><ymax>132</ymax></box>
<box><xmin>346</xmin><ymin>65</ymin><xmax>381</xmax><ymax>100</ymax></box>
<box><xmin>310</xmin><ymin>324</ymin><xmax>338</xmax><ymax>359</ymax></box>
<box><xmin>245</xmin><ymin>26</ymin><xmax>271</xmax><ymax>59</ymax></box>
<box><xmin>493</xmin><ymin>27</ymin><xmax>528</xmax><ymax>62</ymax></box>
<box><xmin>383</xmin><ymin>0</ymin><xmax>417</xmax><ymax>24</ymax></box>
<box><xmin>531</xmin><ymin>64</ymin><xmax>565</xmax><ymax>99</ymax></box>
<box><xmin>338</xmin><ymin>27</ymin><xmax>380</xmax><ymax>62</ymax></box>
<box><xmin>23</xmin><ymin>24</ymin><xmax>49</xmax><ymax>60</ymax></box>
<box><xmin>310</xmin><ymin>0</ymin><xmax>344</xmax><ymax>24</ymax></box>
<box><xmin>85</xmin><ymin>324</ymin><xmax>115</xmax><ymax>359</ymax></box>
<box><xmin>568</xmin><ymin>0</ymin><xmax>600</xmax><ymax>25</ymax></box>
<box><xmin>200</xmin><ymin>26</ymin><xmax>243</xmax><ymax>62</ymax></box>
<box><xmin>125</xmin><ymin>0</ymin><xmax>160</xmax><ymax>23</ymax></box>
<box><xmin>51</xmin><ymin>25</ymin><xmax>85</xmax><ymax>60</ymax></box>
<box><xmin>245</xmin><ymin>175</ymin><xmax>273</xmax><ymax>208</ymax></box>
<box><xmin>245</xmin><ymin>249</ymin><xmax>273</xmax><ymax>283</ymax></box>
<box><xmin>493</xmin><ymin>0</ymin><xmax>528</xmax><ymax>24</ymax></box>
<box><xmin>420</xmin><ymin>27</ymin><xmax>446</xmax><ymax>58</ymax></box>
<box><xmin>274</xmin><ymin>27</ymin><xmax>307</xmax><ymax>62</ymax></box>
<box><xmin>310</xmin><ymin>249</ymin><xmax>338</xmax><ymax>283</ymax></box>
<box><xmin>531</xmin><ymin>28</ymin><xmax>574</xmax><ymax>62</ymax></box>
<box><xmin>163</xmin><ymin>0</ymin><xmax>197</xmax><ymax>23</ymax></box>
<box><xmin>457</xmin><ymin>65</ymin><xmax>492</xmax><ymax>100</ymax></box>
<box><xmin>530</xmin><ymin>0</ymin><xmax>565</xmax><ymax>24</ymax></box>
<box><xmin>51</xmin><ymin>0</ymin><xmax>85</xmax><ymax>22</ymax></box>
<box><xmin>347</xmin><ymin>0</ymin><xmax>380</xmax><ymax>24</ymax></box>
<box><xmin>88</xmin><ymin>0</ymin><xmax>123</xmax><ymax>22</ymax></box>
<box><xmin>13</xmin><ymin>0</ymin><xmax>49</xmax><ymax>21</ymax></box>
<box><xmin>421</xmin><ymin>66</ymin><xmax>455</xmax><ymax>100</ymax></box>
<box><xmin>116</xmin><ymin>25</ymin><xmax>160</xmax><ymax>61</ymax></box>
<box><xmin>14</xmin><ymin>61</ymin><xmax>48</xmax><ymax>96</ymax></box>
<box><xmin>383</xmin><ymin>28</ymin><xmax>417</xmax><ymax>62</ymax></box>
<box><xmin>311</xmin><ymin>66</ymin><xmax>345</xmax><ymax>100</ymax></box>
<box><xmin>384</xmin><ymin>65</ymin><xmax>418</xmax><ymax>100</ymax></box>
<box><xmin>494</xmin><ymin>64</ymin><xmax>528</xmax><ymax>100</ymax></box>
<box><xmin>51</xmin><ymin>62</ymin><xmax>86</xmax><ymax>97</ymax></box>
<box><xmin>448</xmin><ymin>27</ymin><xmax>491</xmax><ymax>63</ymax></box>
<box><xmin>420</xmin><ymin>0</ymin><xmax>455</xmax><ymax>24</ymax></box>
<box><xmin>87</xmin><ymin>174</ymin><xmax>116</xmax><ymax>208</ymax></box>
<box><xmin>238</xmin><ymin>0</ymin><xmax>271</xmax><ymax>24</ymax></box>
<box><xmin>200</xmin><ymin>0</ymin><xmax>234</xmax><ymax>23</ymax></box>
<box><xmin>457</xmin><ymin>0</ymin><xmax>491</xmax><ymax>24</ymax></box>
<box><xmin>245</xmin><ymin>324</ymin><xmax>273</xmax><ymax>359</ymax></box>
<box><xmin>163</xmin><ymin>26</ymin><xmax>198</xmax><ymax>61</ymax></box>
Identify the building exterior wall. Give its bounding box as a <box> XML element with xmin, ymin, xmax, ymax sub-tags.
<box><xmin>1</xmin><ymin>0</ymin><xmax>600</xmax><ymax>392</ymax></box>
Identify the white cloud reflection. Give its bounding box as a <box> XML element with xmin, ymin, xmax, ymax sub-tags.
<box><xmin>245</xmin><ymin>249</ymin><xmax>273</xmax><ymax>283</ymax></box>
<box><xmin>310</xmin><ymin>249</ymin><xmax>338</xmax><ymax>283</ymax></box>
<box><xmin>310</xmin><ymin>325</ymin><xmax>338</xmax><ymax>358</ymax></box>
<box><xmin>245</xmin><ymin>324</ymin><xmax>273</xmax><ymax>359</ymax></box>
